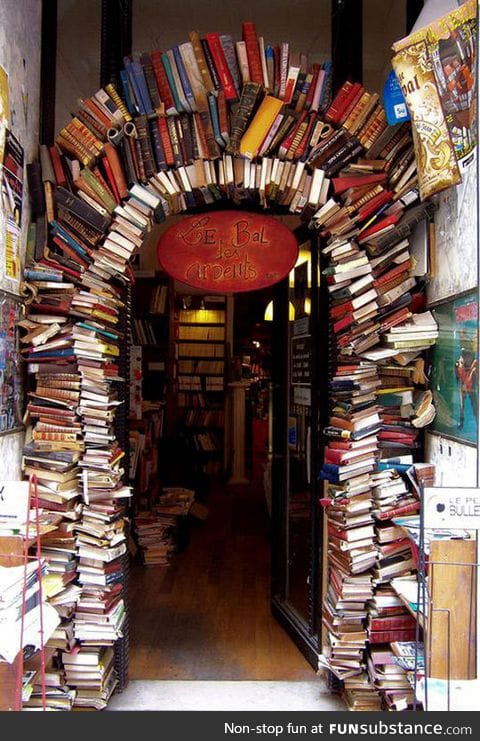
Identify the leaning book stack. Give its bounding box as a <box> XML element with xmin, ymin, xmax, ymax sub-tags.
<box><xmin>317</xmin><ymin>108</ymin><xmax>438</xmax><ymax>709</ymax></box>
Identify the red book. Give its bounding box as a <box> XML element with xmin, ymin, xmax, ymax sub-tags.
<box><xmin>150</xmin><ymin>50</ymin><xmax>176</xmax><ymax>114</ymax></box>
<box><xmin>156</xmin><ymin>117</ymin><xmax>175</xmax><ymax>167</ymax></box>
<box><xmin>294</xmin><ymin>111</ymin><xmax>317</xmax><ymax>160</ymax></box>
<box><xmin>380</xmin><ymin>306</ymin><xmax>412</xmax><ymax>331</ymax></box>
<box><xmin>333</xmin><ymin>313</ymin><xmax>354</xmax><ymax>334</ymax></box>
<box><xmin>242</xmin><ymin>22</ymin><xmax>264</xmax><ymax>85</ymax></box>
<box><xmin>305</xmin><ymin>63</ymin><xmax>321</xmax><ymax>109</ymax></box>
<box><xmin>369</xmin><ymin>628</ymin><xmax>417</xmax><ymax>644</ymax></box>
<box><xmin>278</xmin><ymin>110</ymin><xmax>307</xmax><ymax>157</ymax></box>
<box><xmin>205</xmin><ymin>33</ymin><xmax>238</xmax><ymax>102</ymax></box>
<box><xmin>357</xmin><ymin>190</ymin><xmax>394</xmax><ymax>221</ymax></box>
<box><xmin>49</xmin><ymin>146</ymin><xmax>67</xmax><ymax>187</ymax></box>
<box><xmin>358</xmin><ymin>212</ymin><xmax>401</xmax><ymax>241</ymax></box>
<box><xmin>338</xmin><ymin>82</ymin><xmax>364</xmax><ymax>124</ymax></box>
<box><xmin>93</xmin><ymin>166</ymin><xmax>116</xmax><ymax>203</ymax></box>
<box><xmin>40</xmin><ymin>256</ymin><xmax>82</xmax><ymax>281</ymax></box>
<box><xmin>374</xmin><ymin>260</ymin><xmax>411</xmax><ymax>288</ymax></box>
<box><xmin>375</xmin><ymin>502</ymin><xmax>420</xmax><ymax>521</ymax></box>
<box><xmin>333</xmin><ymin>172</ymin><xmax>387</xmax><ymax>195</ymax></box>
<box><xmin>101</xmin><ymin>157</ymin><xmax>121</xmax><ymax>204</ymax></box>
<box><xmin>325</xmin><ymin>80</ymin><xmax>355</xmax><ymax>124</ymax></box>
<box><xmin>369</xmin><ymin>614</ymin><xmax>417</xmax><ymax>631</ymax></box>
<box><xmin>52</xmin><ymin>236</ymin><xmax>89</xmax><ymax>271</ymax></box>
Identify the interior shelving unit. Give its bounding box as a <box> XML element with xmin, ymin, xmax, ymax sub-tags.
<box><xmin>172</xmin><ymin>296</ymin><xmax>228</xmax><ymax>477</ymax></box>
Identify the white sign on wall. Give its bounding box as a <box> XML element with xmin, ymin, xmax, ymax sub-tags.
<box><xmin>424</xmin><ymin>487</ymin><xmax>480</xmax><ymax>530</ymax></box>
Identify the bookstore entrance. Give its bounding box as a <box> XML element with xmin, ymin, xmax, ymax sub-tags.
<box><xmin>127</xmin><ymin>212</ymin><xmax>321</xmax><ymax>679</ymax></box>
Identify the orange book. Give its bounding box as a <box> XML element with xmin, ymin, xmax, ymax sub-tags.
<box><xmin>103</xmin><ymin>143</ymin><xmax>128</xmax><ymax>200</ymax></box>
<box><xmin>239</xmin><ymin>95</ymin><xmax>284</xmax><ymax>159</ymax></box>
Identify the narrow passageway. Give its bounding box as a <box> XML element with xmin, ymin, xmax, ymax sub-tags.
<box><xmin>128</xmin><ymin>480</ymin><xmax>315</xmax><ymax>680</ymax></box>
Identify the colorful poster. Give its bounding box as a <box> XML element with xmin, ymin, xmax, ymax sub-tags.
<box><xmin>0</xmin><ymin>128</ymin><xmax>23</xmax><ymax>281</ymax></box>
<box><xmin>430</xmin><ymin>291</ymin><xmax>478</xmax><ymax>445</ymax></box>
<box><xmin>0</xmin><ymin>291</ymin><xmax>24</xmax><ymax>433</ymax></box>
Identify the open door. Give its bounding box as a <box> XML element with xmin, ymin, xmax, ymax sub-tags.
<box><xmin>270</xmin><ymin>229</ymin><xmax>327</xmax><ymax>669</ymax></box>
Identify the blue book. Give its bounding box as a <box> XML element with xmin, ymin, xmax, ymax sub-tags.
<box><xmin>319</xmin><ymin>60</ymin><xmax>332</xmax><ymax>111</ymax></box>
<box><xmin>50</xmin><ymin>221</ymin><xmax>90</xmax><ymax>261</ymax></box>
<box><xmin>172</xmin><ymin>46</ymin><xmax>197</xmax><ymax>112</ymax></box>
<box><xmin>77</xmin><ymin>322</ymin><xmax>120</xmax><ymax>341</ymax></box>
<box><xmin>28</xmin><ymin>349</ymin><xmax>75</xmax><ymax>359</ymax></box>
<box><xmin>131</xmin><ymin>58</ymin><xmax>154</xmax><ymax>116</ymax></box>
<box><xmin>161</xmin><ymin>52</ymin><xmax>186</xmax><ymax>114</ymax></box>
<box><xmin>24</xmin><ymin>269</ymin><xmax>63</xmax><ymax>282</ymax></box>
<box><xmin>119</xmin><ymin>70</ymin><xmax>137</xmax><ymax>115</ymax></box>
<box><xmin>208</xmin><ymin>93</ymin><xmax>226</xmax><ymax>148</ymax></box>
<box><xmin>123</xmin><ymin>58</ymin><xmax>146</xmax><ymax>114</ymax></box>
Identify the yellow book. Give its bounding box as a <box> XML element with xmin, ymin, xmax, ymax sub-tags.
<box><xmin>239</xmin><ymin>96</ymin><xmax>284</xmax><ymax>160</ymax></box>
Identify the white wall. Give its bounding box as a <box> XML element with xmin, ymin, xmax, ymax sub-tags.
<box><xmin>0</xmin><ymin>0</ymin><xmax>42</xmax><ymax>478</ymax></box>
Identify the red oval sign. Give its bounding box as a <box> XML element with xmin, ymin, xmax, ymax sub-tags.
<box><xmin>156</xmin><ymin>211</ymin><xmax>299</xmax><ymax>293</ymax></box>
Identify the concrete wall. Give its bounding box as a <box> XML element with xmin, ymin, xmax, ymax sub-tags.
<box><xmin>0</xmin><ymin>0</ymin><xmax>42</xmax><ymax>478</ymax></box>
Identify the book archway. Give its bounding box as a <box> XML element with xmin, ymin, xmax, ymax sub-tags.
<box><xmin>21</xmin><ymin>23</ymin><xmax>441</xmax><ymax>710</ymax></box>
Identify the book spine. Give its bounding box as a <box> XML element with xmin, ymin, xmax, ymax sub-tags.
<box><xmin>148</xmin><ymin>118</ymin><xmax>167</xmax><ymax>171</ymax></box>
<box><xmin>135</xmin><ymin>115</ymin><xmax>157</xmax><ymax>180</ymax></box>
<box><xmin>55</xmin><ymin>186</ymin><xmax>111</xmax><ymax>232</ymax></box>
<box><xmin>166</xmin><ymin>116</ymin><xmax>184</xmax><ymax>167</ymax></box>
<box><xmin>201</xmin><ymin>38</ymin><xmax>222</xmax><ymax>91</ymax></box>
<box><xmin>157</xmin><ymin>117</ymin><xmax>175</xmax><ymax>167</ymax></box>
<box><xmin>150</xmin><ymin>51</ymin><xmax>177</xmax><ymax>115</ymax></box>
<box><xmin>172</xmin><ymin>46</ymin><xmax>198</xmax><ymax>111</ymax></box>
<box><xmin>139</xmin><ymin>53</ymin><xmax>163</xmax><ymax>115</ymax></box>
<box><xmin>225</xmin><ymin>82</ymin><xmax>262</xmax><ymax>155</ymax></box>
<box><xmin>325</xmin><ymin>80</ymin><xmax>355</xmax><ymax>124</ymax></box>
<box><xmin>219</xmin><ymin>34</ymin><xmax>241</xmax><ymax>97</ymax></box>
<box><xmin>103</xmin><ymin>142</ymin><xmax>128</xmax><ymax>199</ymax></box>
<box><xmin>242</xmin><ymin>22</ymin><xmax>264</xmax><ymax>85</ymax></box>
<box><xmin>105</xmin><ymin>82</ymin><xmax>132</xmax><ymax>122</ymax></box>
<box><xmin>235</xmin><ymin>41</ymin><xmax>250</xmax><ymax>85</ymax></box>
<box><xmin>279</xmin><ymin>42</ymin><xmax>289</xmax><ymax>98</ymax></box>
<box><xmin>189</xmin><ymin>31</ymin><xmax>215</xmax><ymax>94</ymax></box>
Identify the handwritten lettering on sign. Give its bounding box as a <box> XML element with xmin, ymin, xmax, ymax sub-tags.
<box><xmin>157</xmin><ymin>211</ymin><xmax>299</xmax><ymax>293</ymax></box>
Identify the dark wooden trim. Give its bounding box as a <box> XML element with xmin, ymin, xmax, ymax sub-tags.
<box><xmin>406</xmin><ymin>0</ymin><xmax>424</xmax><ymax>33</ymax></box>
<box><xmin>270</xmin><ymin>276</ymin><xmax>290</xmax><ymax>601</ymax></box>
<box><xmin>271</xmin><ymin>597</ymin><xmax>319</xmax><ymax>670</ymax></box>
<box><xmin>331</xmin><ymin>0</ymin><xmax>363</xmax><ymax>94</ymax></box>
<box><xmin>100</xmin><ymin>0</ymin><xmax>132</xmax><ymax>88</ymax></box>
<box><xmin>39</xmin><ymin>0</ymin><xmax>57</xmax><ymax>145</ymax></box>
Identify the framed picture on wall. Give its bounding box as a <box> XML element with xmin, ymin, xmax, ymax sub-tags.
<box><xmin>429</xmin><ymin>290</ymin><xmax>478</xmax><ymax>446</ymax></box>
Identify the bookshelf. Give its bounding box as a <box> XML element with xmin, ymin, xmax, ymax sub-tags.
<box><xmin>129</xmin><ymin>271</ymin><xmax>171</xmax><ymax>508</ymax></box>
<box><xmin>172</xmin><ymin>295</ymin><xmax>228</xmax><ymax>476</ymax></box>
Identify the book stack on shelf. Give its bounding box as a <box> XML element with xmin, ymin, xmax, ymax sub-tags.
<box><xmin>317</xmin><ymin>102</ymin><xmax>439</xmax><ymax>709</ymax></box>
<box><xmin>133</xmin><ymin>487</ymin><xmax>195</xmax><ymax>566</ymax></box>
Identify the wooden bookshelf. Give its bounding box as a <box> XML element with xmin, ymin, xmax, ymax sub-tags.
<box><xmin>172</xmin><ymin>296</ymin><xmax>228</xmax><ymax>475</ymax></box>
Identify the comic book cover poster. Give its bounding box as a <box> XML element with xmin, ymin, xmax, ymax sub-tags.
<box><xmin>430</xmin><ymin>291</ymin><xmax>478</xmax><ymax>445</ymax></box>
<box><xmin>426</xmin><ymin>0</ymin><xmax>477</xmax><ymax>172</ymax></box>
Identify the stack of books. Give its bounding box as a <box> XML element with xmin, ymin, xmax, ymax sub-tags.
<box><xmin>366</xmin><ymin>645</ymin><xmax>415</xmax><ymax>711</ymax></box>
<box><xmin>61</xmin><ymin>645</ymin><xmax>117</xmax><ymax>710</ymax></box>
<box><xmin>134</xmin><ymin>488</ymin><xmax>195</xmax><ymax>566</ymax></box>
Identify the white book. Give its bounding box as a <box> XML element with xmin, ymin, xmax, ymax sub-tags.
<box><xmin>310</xmin><ymin>69</ymin><xmax>325</xmax><ymax>112</ymax></box>
<box><xmin>258</xmin><ymin>36</ymin><xmax>269</xmax><ymax>89</ymax></box>
<box><xmin>178</xmin><ymin>42</ymin><xmax>206</xmax><ymax>107</ymax></box>
<box><xmin>235</xmin><ymin>41</ymin><xmax>250</xmax><ymax>84</ymax></box>
<box><xmin>279</xmin><ymin>42</ymin><xmax>289</xmax><ymax>99</ymax></box>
